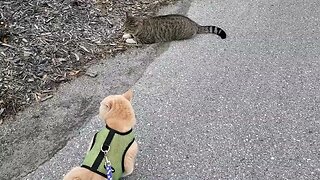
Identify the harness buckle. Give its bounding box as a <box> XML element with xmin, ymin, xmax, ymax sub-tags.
<box><xmin>101</xmin><ymin>145</ymin><xmax>110</xmax><ymax>154</ymax></box>
<box><xmin>101</xmin><ymin>145</ymin><xmax>111</xmax><ymax>166</ymax></box>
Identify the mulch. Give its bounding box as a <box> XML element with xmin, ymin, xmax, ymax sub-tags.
<box><xmin>0</xmin><ymin>0</ymin><xmax>178</xmax><ymax>122</ymax></box>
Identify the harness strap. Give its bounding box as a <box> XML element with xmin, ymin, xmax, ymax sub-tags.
<box><xmin>91</xmin><ymin>129</ymin><xmax>115</xmax><ymax>170</ymax></box>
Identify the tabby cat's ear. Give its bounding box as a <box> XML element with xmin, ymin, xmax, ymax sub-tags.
<box><xmin>122</xmin><ymin>89</ymin><xmax>133</xmax><ymax>102</ymax></box>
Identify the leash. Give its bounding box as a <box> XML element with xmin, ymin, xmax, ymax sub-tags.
<box><xmin>92</xmin><ymin>129</ymin><xmax>116</xmax><ymax>180</ymax></box>
<box><xmin>103</xmin><ymin>147</ymin><xmax>114</xmax><ymax>180</ymax></box>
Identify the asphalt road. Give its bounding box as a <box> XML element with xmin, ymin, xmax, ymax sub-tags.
<box><xmin>22</xmin><ymin>0</ymin><xmax>320</xmax><ymax>179</ymax></box>
<box><xmin>131</xmin><ymin>0</ymin><xmax>320</xmax><ymax>179</ymax></box>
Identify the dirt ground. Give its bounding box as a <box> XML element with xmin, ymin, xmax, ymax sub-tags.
<box><xmin>0</xmin><ymin>0</ymin><xmax>178</xmax><ymax>122</ymax></box>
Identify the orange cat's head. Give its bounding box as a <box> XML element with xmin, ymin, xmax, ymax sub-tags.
<box><xmin>99</xmin><ymin>90</ymin><xmax>136</xmax><ymax>132</ymax></box>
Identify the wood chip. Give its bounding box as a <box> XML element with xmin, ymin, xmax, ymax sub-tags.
<box><xmin>69</xmin><ymin>70</ymin><xmax>81</xmax><ymax>76</ymax></box>
<box><xmin>0</xmin><ymin>42</ymin><xmax>15</xmax><ymax>49</ymax></box>
<box><xmin>73</xmin><ymin>52</ymin><xmax>80</xmax><ymax>61</ymax></box>
<box><xmin>40</xmin><ymin>32</ymin><xmax>52</xmax><ymax>36</ymax></box>
<box><xmin>0</xmin><ymin>108</ymin><xmax>4</xmax><ymax>116</ymax></box>
<box><xmin>40</xmin><ymin>95</ymin><xmax>53</xmax><ymax>102</ymax></box>
<box><xmin>23</xmin><ymin>51</ymin><xmax>32</xmax><ymax>57</ymax></box>
<box><xmin>42</xmin><ymin>89</ymin><xmax>54</xmax><ymax>93</ymax></box>
<box><xmin>79</xmin><ymin>45</ymin><xmax>90</xmax><ymax>53</ymax></box>
<box><xmin>58</xmin><ymin>58</ymin><xmax>67</xmax><ymax>62</ymax></box>
<box><xmin>27</xmin><ymin>78</ymin><xmax>34</xmax><ymax>82</ymax></box>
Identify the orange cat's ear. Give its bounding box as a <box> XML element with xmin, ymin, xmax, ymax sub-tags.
<box><xmin>99</xmin><ymin>97</ymin><xmax>113</xmax><ymax>123</ymax></box>
<box><xmin>100</xmin><ymin>98</ymin><xmax>112</xmax><ymax>112</ymax></box>
<box><xmin>122</xmin><ymin>89</ymin><xmax>133</xmax><ymax>102</ymax></box>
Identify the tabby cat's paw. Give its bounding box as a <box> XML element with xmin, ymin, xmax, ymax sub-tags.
<box><xmin>122</xmin><ymin>33</ymin><xmax>132</xmax><ymax>39</ymax></box>
<box><xmin>126</xmin><ymin>38</ymin><xmax>137</xmax><ymax>44</ymax></box>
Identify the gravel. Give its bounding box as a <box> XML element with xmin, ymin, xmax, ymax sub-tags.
<box><xmin>0</xmin><ymin>0</ymin><xmax>178</xmax><ymax>121</ymax></box>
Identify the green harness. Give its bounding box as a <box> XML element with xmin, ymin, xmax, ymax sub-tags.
<box><xmin>81</xmin><ymin>124</ymin><xmax>135</xmax><ymax>179</ymax></box>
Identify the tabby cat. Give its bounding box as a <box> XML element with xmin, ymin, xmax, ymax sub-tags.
<box><xmin>123</xmin><ymin>14</ymin><xmax>227</xmax><ymax>44</ymax></box>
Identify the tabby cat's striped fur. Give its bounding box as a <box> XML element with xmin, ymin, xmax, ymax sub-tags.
<box><xmin>123</xmin><ymin>14</ymin><xmax>227</xmax><ymax>44</ymax></box>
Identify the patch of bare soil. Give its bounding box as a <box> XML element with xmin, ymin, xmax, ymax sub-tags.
<box><xmin>0</xmin><ymin>0</ymin><xmax>178</xmax><ymax>122</ymax></box>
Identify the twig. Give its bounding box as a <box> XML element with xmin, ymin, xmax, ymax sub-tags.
<box><xmin>0</xmin><ymin>42</ymin><xmax>16</xmax><ymax>49</ymax></box>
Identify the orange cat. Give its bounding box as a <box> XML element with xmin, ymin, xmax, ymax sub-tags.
<box><xmin>64</xmin><ymin>90</ymin><xmax>138</xmax><ymax>180</ymax></box>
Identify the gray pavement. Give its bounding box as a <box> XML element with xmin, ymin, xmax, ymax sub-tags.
<box><xmin>3</xmin><ymin>0</ymin><xmax>320</xmax><ymax>179</ymax></box>
<box><xmin>130</xmin><ymin>1</ymin><xmax>320</xmax><ymax>179</ymax></box>
<box><xmin>0</xmin><ymin>44</ymin><xmax>161</xmax><ymax>180</ymax></box>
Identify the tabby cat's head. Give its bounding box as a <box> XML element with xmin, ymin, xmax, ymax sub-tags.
<box><xmin>123</xmin><ymin>13</ymin><xmax>143</xmax><ymax>34</ymax></box>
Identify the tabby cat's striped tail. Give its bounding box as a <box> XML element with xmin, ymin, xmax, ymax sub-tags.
<box><xmin>197</xmin><ymin>26</ymin><xmax>227</xmax><ymax>39</ymax></box>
